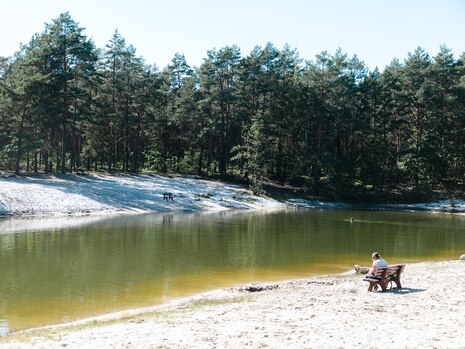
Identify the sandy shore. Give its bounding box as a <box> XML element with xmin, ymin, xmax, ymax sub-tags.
<box><xmin>1</xmin><ymin>259</ymin><xmax>464</xmax><ymax>348</ymax></box>
<box><xmin>0</xmin><ymin>174</ymin><xmax>285</xmax><ymax>218</ymax></box>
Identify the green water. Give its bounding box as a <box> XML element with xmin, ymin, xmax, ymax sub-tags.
<box><xmin>0</xmin><ymin>209</ymin><xmax>464</xmax><ymax>331</ymax></box>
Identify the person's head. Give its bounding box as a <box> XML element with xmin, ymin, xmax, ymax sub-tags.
<box><xmin>372</xmin><ymin>252</ymin><xmax>381</xmax><ymax>260</ymax></box>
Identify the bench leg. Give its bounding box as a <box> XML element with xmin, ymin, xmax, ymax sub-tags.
<box><xmin>367</xmin><ymin>281</ymin><xmax>387</xmax><ymax>292</ymax></box>
<box><xmin>391</xmin><ymin>275</ymin><xmax>402</xmax><ymax>289</ymax></box>
<box><xmin>367</xmin><ymin>282</ymin><xmax>376</xmax><ymax>292</ymax></box>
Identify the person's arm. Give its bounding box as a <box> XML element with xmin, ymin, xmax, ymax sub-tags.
<box><xmin>370</xmin><ymin>261</ymin><xmax>377</xmax><ymax>275</ymax></box>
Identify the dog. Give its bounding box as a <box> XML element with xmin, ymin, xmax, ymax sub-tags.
<box><xmin>354</xmin><ymin>265</ymin><xmax>370</xmax><ymax>274</ymax></box>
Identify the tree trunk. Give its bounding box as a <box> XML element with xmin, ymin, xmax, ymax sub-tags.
<box><xmin>276</xmin><ymin>138</ymin><xmax>282</xmax><ymax>179</ymax></box>
<box><xmin>70</xmin><ymin>135</ymin><xmax>75</xmax><ymax>173</ymax></box>
<box><xmin>44</xmin><ymin>150</ymin><xmax>49</xmax><ymax>174</ymax></box>
<box><xmin>108</xmin><ymin>128</ymin><xmax>114</xmax><ymax>173</ymax></box>
<box><xmin>44</xmin><ymin>130</ymin><xmax>50</xmax><ymax>173</ymax></box>
<box><xmin>15</xmin><ymin>110</ymin><xmax>26</xmax><ymax>175</ymax></box>
<box><xmin>198</xmin><ymin>146</ymin><xmax>203</xmax><ymax>175</ymax></box>
<box><xmin>26</xmin><ymin>152</ymin><xmax>30</xmax><ymax>172</ymax></box>
<box><xmin>61</xmin><ymin>125</ymin><xmax>67</xmax><ymax>174</ymax></box>
<box><xmin>34</xmin><ymin>152</ymin><xmax>38</xmax><ymax>173</ymax></box>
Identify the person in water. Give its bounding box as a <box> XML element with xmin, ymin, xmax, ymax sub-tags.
<box><xmin>365</xmin><ymin>252</ymin><xmax>387</xmax><ymax>279</ymax></box>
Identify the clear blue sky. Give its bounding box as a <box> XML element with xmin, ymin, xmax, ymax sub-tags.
<box><xmin>1</xmin><ymin>0</ymin><xmax>464</xmax><ymax>70</ymax></box>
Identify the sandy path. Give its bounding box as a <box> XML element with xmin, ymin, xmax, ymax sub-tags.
<box><xmin>1</xmin><ymin>260</ymin><xmax>464</xmax><ymax>348</ymax></box>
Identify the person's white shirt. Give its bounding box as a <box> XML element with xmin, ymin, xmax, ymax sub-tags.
<box><xmin>366</xmin><ymin>258</ymin><xmax>387</xmax><ymax>278</ymax></box>
<box><xmin>373</xmin><ymin>258</ymin><xmax>387</xmax><ymax>270</ymax></box>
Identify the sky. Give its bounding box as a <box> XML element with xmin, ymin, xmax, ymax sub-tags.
<box><xmin>1</xmin><ymin>0</ymin><xmax>465</xmax><ymax>71</ymax></box>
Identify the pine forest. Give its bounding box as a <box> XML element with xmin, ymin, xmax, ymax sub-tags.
<box><xmin>1</xmin><ymin>13</ymin><xmax>465</xmax><ymax>198</ymax></box>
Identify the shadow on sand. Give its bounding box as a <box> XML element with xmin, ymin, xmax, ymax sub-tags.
<box><xmin>383</xmin><ymin>287</ymin><xmax>426</xmax><ymax>294</ymax></box>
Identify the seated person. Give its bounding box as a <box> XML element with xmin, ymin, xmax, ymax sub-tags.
<box><xmin>364</xmin><ymin>252</ymin><xmax>387</xmax><ymax>279</ymax></box>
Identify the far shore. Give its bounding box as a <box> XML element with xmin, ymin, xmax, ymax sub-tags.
<box><xmin>0</xmin><ymin>173</ymin><xmax>285</xmax><ymax>218</ymax></box>
<box><xmin>1</xmin><ymin>173</ymin><xmax>465</xmax><ymax>219</ymax></box>
<box><xmin>1</xmin><ymin>259</ymin><xmax>464</xmax><ymax>348</ymax></box>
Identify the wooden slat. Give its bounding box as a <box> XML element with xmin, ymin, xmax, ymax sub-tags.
<box><xmin>386</xmin><ymin>264</ymin><xmax>405</xmax><ymax>275</ymax></box>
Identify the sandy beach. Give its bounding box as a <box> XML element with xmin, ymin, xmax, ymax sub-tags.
<box><xmin>1</xmin><ymin>259</ymin><xmax>464</xmax><ymax>349</ymax></box>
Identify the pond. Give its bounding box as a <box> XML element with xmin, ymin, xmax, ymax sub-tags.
<box><xmin>1</xmin><ymin>209</ymin><xmax>464</xmax><ymax>331</ymax></box>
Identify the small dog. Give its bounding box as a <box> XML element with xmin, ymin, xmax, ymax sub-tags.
<box><xmin>354</xmin><ymin>265</ymin><xmax>370</xmax><ymax>274</ymax></box>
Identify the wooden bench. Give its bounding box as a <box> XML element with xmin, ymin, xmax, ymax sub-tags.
<box><xmin>363</xmin><ymin>264</ymin><xmax>405</xmax><ymax>292</ymax></box>
<box><xmin>163</xmin><ymin>192</ymin><xmax>174</xmax><ymax>201</ymax></box>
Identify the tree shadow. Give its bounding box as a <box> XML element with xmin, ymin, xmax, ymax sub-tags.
<box><xmin>0</xmin><ymin>173</ymin><xmax>267</xmax><ymax>216</ymax></box>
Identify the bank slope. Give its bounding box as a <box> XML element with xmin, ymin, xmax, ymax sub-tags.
<box><xmin>0</xmin><ymin>174</ymin><xmax>284</xmax><ymax>217</ymax></box>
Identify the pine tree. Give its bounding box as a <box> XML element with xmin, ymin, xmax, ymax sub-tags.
<box><xmin>29</xmin><ymin>12</ymin><xmax>99</xmax><ymax>174</ymax></box>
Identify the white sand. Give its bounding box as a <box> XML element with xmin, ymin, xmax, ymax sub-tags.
<box><xmin>2</xmin><ymin>260</ymin><xmax>464</xmax><ymax>349</ymax></box>
<box><xmin>0</xmin><ymin>174</ymin><xmax>284</xmax><ymax>218</ymax></box>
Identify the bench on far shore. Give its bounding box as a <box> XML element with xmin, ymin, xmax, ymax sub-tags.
<box><xmin>363</xmin><ymin>264</ymin><xmax>405</xmax><ymax>292</ymax></box>
<box><xmin>163</xmin><ymin>192</ymin><xmax>174</xmax><ymax>201</ymax></box>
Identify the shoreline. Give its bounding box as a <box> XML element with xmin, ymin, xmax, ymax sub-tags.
<box><xmin>0</xmin><ymin>173</ymin><xmax>285</xmax><ymax>219</ymax></box>
<box><xmin>2</xmin><ymin>259</ymin><xmax>464</xmax><ymax>348</ymax></box>
<box><xmin>1</xmin><ymin>173</ymin><xmax>465</xmax><ymax>219</ymax></box>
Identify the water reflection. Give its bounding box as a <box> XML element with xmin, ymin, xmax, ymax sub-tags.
<box><xmin>0</xmin><ymin>209</ymin><xmax>464</xmax><ymax>330</ymax></box>
<box><xmin>0</xmin><ymin>214</ymin><xmax>111</xmax><ymax>234</ymax></box>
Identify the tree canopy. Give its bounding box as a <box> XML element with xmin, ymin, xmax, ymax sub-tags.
<box><xmin>1</xmin><ymin>13</ymin><xmax>465</xmax><ymax>199</ymax></box>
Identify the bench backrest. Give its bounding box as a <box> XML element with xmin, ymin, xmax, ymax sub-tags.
<box><xmin>387</xmin><ymin>264</ymin><xmax>405</xmax><ymax>275</ymax></box>
<box><xmin>375</xmin><ymin>264</ymin><xmax>405</xmax><ymax>278</ymax></box>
